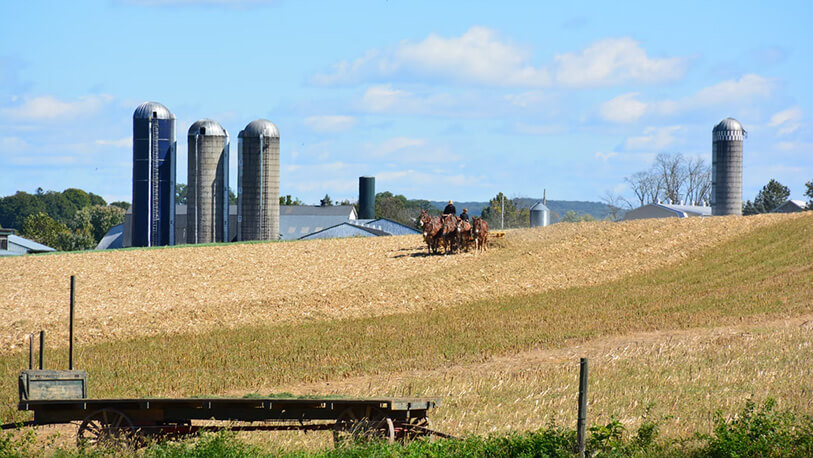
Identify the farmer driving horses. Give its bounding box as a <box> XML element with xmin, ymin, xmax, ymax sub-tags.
<box><xmin>443</xmin><ymin>200</ymin><xmax>456</xmax><ymax>216</ymax></box>
<box><xmin>459</xmin><ymin>208</ymin><xmax>469</xmax><ymax>221</ymax></box>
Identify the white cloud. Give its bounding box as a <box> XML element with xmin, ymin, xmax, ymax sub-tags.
<box><xmin>598</xmin><ymin>92</ymin><xmax>648</xmax><ymax>123</ymax></box>
<box><xmin>504</xmin><ymin>90</ymin><xmax>554</xmax><ymax>108</ymax></box>
<box><xmin>304</xmin><ymin>115</ymin><xmax>356</xmax><ymax>133</ymax></box>
<box><xmin>314</xmin><ymin>30</ymin><xmax>690</xmax><ymax>89</ymax></box>
<box><xmin>359</xmin><ymin>84</ymin><xmax>456</xmax><ymax>115</ymax></box>
<box><xmin>599</xmin><ymin>74</ymin><xmax>777</xmax><ymax>123</ymax></box>
<box><xmin>314</xmin><ymin>27</ymin><xmax>550</xmax><ymax>87</ymax></box>
<box><xmin>768</xmin><ymin>106</ymin><xmax>802</xmax><ymax>136</ymax></box>
<box><xmin>624</xmin><ymin>126</ymin><xmax>684</xmax><ymax>151</ymax></box>
<box><xmin>554</xmin><ymin>38</ymin><xmax>687</xmax><ymax>87</ymax></box>
<box><xmin>370</xmin><ymin>137</ymin><xmax>426</xmax><ymax>157</ymax></box>
<box><xmin>95</xmin><ymin>137</ymin><xmax>132</xmax><ymax>148</ymax></box>
<box><xmin>594</xmin><ymin>152</ymin><xmax>618</xmax><ymax>162</ymax></box>
<box><xmin>393</xmin><ymin>27</ymin><xmax>550</xmax><ymax>86</ymax></box>
<box><xmin>513</xmin><ymin>122</ymin><xmax>567</xmax><ymax>135</ymax></box>
<box><xmin>0</xmin><ymin>136</ymin><xmax>29</xmax><ymax>151</ymax></box>
<box><xmin>1</xmin><ymin>94</ymin><xmax>114</xmax><ymax>121</ymax></box>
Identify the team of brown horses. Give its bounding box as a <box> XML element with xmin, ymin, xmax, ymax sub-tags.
<box><xmin>418</xmin><ymin>209</ymin><xmax>489</xmax><ymax>254</ymax></box>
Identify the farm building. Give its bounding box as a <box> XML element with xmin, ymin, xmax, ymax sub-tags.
<box><xmin>0</xmin><ymin>229</ymin><xmax>56</xmax><ymax>256</ymax></box>
<box><xmin>299</xmin><ymin>223</ymin><xmax>390</xmax><ymax>240</ymax></box>
<box><xmin>622</xmin><ymin>202</ymin><xmax>711</xmax><ymax>221</ymax></box>
<box><xmin>98</xmin><ymin>204</ymin><xmax>417</xmax><ymax>248</ymax></box>
<box><xmin>772</xmin><ymin>200</ymin><xmax>808</xmax><ymax>213</ymax></box>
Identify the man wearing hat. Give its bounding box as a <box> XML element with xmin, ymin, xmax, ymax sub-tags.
<box><xmin>442</xmin><ymin>200</ymin><xmax>456</xmax><ymax>216</ymax></box>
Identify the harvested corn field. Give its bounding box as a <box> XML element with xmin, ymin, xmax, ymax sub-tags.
<box><xmin>0</xmin><ymin>213</ymin><xmax>803</xmax><ymax>353</ymax></box>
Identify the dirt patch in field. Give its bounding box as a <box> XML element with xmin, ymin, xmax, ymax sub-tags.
<box><xmin>0</xmin><ymin>213</ymin><xmax>803</xmax><ymax>353</ymax></box>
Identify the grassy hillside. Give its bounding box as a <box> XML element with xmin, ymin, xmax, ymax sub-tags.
<box><xmin>0</xmin><ymin>213</ymin><xmax>810</xmax><ymax>453</ymax></box>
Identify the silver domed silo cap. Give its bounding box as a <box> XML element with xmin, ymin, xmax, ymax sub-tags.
<box><xmin>713</xmin><ymin>117</ymin><xmax>744</xmax><ymax>133</ymax></box>
<box><xmin>239</xmin><ymin>119</ymin><xmax>279</xmax><ymax>138</ymax></box>
<box><xmin>133</xmin><ymin>101</ymin><xmax>174</xmax><ymax>120</ymax></box>
<box><xmin>188</xmin><ymin>119</ymin><xmax>228</xmax><ymax>137</ymax></box>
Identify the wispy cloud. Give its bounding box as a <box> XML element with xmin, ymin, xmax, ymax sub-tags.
<box><xmin>313</xmin><ymin>27</ymin><xmax>550</xmax><ymax>87</ymax></box>
<box><xmin>768</xmin><ymin>106</ymin><xmax>802</xmax><ymax>136</ymax></box>
<box><xmin>598</xmin><ymin>74</ymin><xmax>777</xmax><ymax>123</ymax></box>
<box><xmin>555</xmin><ymin>37</ymin><xmax>687</xmax><ymax>87</ymax></box>
<box><xmin>1</xmin><ymin>94</ymin><xmax>114</xmax><ymax>121</ymax></box>
<box><xmin>313</xmin><ymin>29</ymin><xmax>686</xmax><ymax>89</ymax></box>
<box><xmin>304</xmin><ymin>115</ymin><xmax>356</xmax><ymax>133</ymax></box>
<box><xmin>95</xmin><ymin>137</ymin><xmax>132</xmax><ymax>148</ymax></box>
<box><xmin>624</xmin><ymin>126</ymin><xmax>685</xmax><ymax>151</ymax></box>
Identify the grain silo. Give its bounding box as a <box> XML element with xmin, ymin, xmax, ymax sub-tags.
<box><xmin>711</xmin><ymin>118</ymin><xmax>745</xmax><ymax>216</ymax></box>
<box><xmin>359</xmin><ymin>176</ymin><xmax>375</xmax><ymax>219</ymax></box>
<box><xmin>237</xmin><ymin>119</ymin><xmax>280</xmax><ymax>241</ymax></box>
<box><xmin>132</xmin><ymin>102</ymin><xmax>176</xmax><ymax>247</ymax></box>
<box><xmin>187</xmin><ymin>119</ymin><xmax>229</xmax><ymax>244</ymax></box>
<box><xmin>530</xmin><ymin>201</ymin><xmax>550</xmax><ymax>227</ymax></box>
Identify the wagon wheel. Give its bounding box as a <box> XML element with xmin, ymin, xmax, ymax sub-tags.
<box><xmin>332</xmin><ymin>406</ymin><xmax>395</xmax><ymax>446</ymax></box>
<box><xmin>398</xmin><ymin>416</ymin><xmax>431</xmax><ymax>440</ymax></box>
<box><xmin>77</xmin><ymin>408</ymin><xmax>143</xmax><ymax>449</ymax></box>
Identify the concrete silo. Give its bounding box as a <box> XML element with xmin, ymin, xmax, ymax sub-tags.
<box><xmin>187</xmin><ymin>119</ymin><xmax>229</xmax><ymax>244</ymax></box>
<box><xmin>132</xmin><ymin>102</ymin><xmax>176</xmax><ymax>247</ymax></box>
<box><xmin>237</xmin><ymin>119</ymin><xmax>280</xmax><ymax>241</ymax></box>
<box><xmin>358</xmin><ymin>176</ymin><xmax>375</xmax><ymax>219</ymax></box>
<box><xmin>712</xmin><ymin>118</ymin><xmax>745</xmax><ymax>216</ymax></box>
<box><xmin>530</xmin><ymin>201</ymin><xmax>550</xmax><ymax>227</ymax></box>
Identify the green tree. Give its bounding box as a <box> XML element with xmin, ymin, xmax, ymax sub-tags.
<box><xmin>320</xmin><ymin>194</ymin><xmax>333</xmax><ymax>207</ymax></box>
<box><xmin>40</xmin><ymin>190</ymin><xmax>77</xmax><ymax>223</ymax></box>
<box><xmin>0</xmin><ymin>191</ymin><xmax>46</xmax><ymax>229</ymax></box>
<box><xmin>228</xmin><ymin>188</ymin><xmax>237</xmax><ymax>205</ymax></box>
<box><xmin>481</xmin><ymin>193</ymin><xmax>530</xmax><ymax>228</ymax></box>
<box><xmin>72</xmin><ymin>205</ymin><xmax>125</xmax><ymax>243</ymax></box>
<box><xmin>62</xmin><ymin>188</ymin><xmax>91</xmax><ymax>210</ymax></box>
<box><xmin>88</xmin><ymin>192</ymin><xmax>106</xmax><ymax>207</ymax></box>
<box><xmin>279</xmin><ymin>195</ymin><xmax>303</xmax><ymax>206</ymax></box>
<box><xmin>21</xmin><ymin>212</ymin><xmax>67</xmax><ymax>248</ymax></box>
<box><xmin>743</xmin><ymin>179</ymin><xmax>790</xmax><ymax>215</ymax></box>
<box><xmin>176</xmin><ymin>183</ymin><xmax>188</xmax><ymax>205</ymax></box>
<box><xmin>109</xmin><ymin>201</ymin><xmax>130</xmax><ymax>211</ymax></box>
<box><xmin>804</xmin><ymin>181</ymin><xmax>813</xmax><ymax>210</ymax></box>
<box><xmin>560</xmin><ymin>210</ymin><xmax>595</xmax><ymax>223</ymax></box>
<box><xmin>374</xmin><ymin>192</ymin><xmax>430</xmax><ymax>227</ymax></box>
<box><xmin>54</xmin><ymin>230</ymin><xmax>95</xmax><ymax>251</ymax></box>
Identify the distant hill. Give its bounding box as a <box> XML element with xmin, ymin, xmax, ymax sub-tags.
<box><xmin>429</xmin><ymin>198</ymin><xmax>617</xmax><ymax>222</ymax></box>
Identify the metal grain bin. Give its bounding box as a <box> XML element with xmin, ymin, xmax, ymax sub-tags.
<box><xmin>530</xmin><ymin>201</ymin><xmax>550</xmax><ymax>227</ymax></box>
<box><xmin>132</xmin><ymin>102</ymin><xmax>176</xmax><ymax>247</ymax></box>
<box><xmin>187</xmin><ymin>119</ymin><xmax>229</xmax><ymax>244</ymax></box>
<box><xmin>237</xmin><ymin>119</ymin><xmax>280</xmax><ymax>241</ymax></box>
<box><xmin>712</xmin><ymin>118</ymin><xmax>745</xmax><ymax>216</ymax></box>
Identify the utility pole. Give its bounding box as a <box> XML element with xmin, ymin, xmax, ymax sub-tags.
<box><xmin>501</xmin><ymin>194</ymin><xmax>504</xmax><ymax>229</ymax></box>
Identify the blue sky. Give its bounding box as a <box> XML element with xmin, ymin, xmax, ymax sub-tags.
<box><xmin>1</xmin><ymin>0</ymin><xmax>811</xmax><ymax>205</ymax></box>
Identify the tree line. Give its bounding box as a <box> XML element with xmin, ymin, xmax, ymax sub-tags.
<box><xmin>0</xmin><ymin>188</ymin><xmax>126</xmax><ymax>251</ymax></box>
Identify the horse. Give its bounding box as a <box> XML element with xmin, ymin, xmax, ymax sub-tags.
<box><xmin>472</xmin><ymin>217</ymin><xmax>489</xmax><ymax>253</ymax></box>
<box><xmin>457</xmin><ymin>219</ymin><xmax>472</xmax><ymax>252</ymax></box>
<box><xmin>441</xmin><ymin>214</ymin><xmax>460</xmax><ymax>254</ymax></box>
<box><xmin>418</xmin><ymin>209</ymin><xmax>442</xmax><ymax>254</ymax></box>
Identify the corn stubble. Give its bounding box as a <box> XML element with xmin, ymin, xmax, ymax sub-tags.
<box><xmin>0</xmin><ymin>212</ymin><xmax>810</xmax><ymax>452</ymax></box>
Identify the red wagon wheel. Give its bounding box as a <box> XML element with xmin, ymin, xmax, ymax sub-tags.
<box><xmin>77</xmin><ymin>408</ymin><xmax>143</xmax><ymax>449</ymax></box>
<box><xmin>332</xmin><ymin>406</ymin><xmax>395</xmax><ymax>446</ymax></box>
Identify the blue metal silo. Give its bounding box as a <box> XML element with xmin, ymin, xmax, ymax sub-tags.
<box><xmin>132</xmin><ymin>102</ymin><xmax>176</xmax><ymax>247</ymax></box>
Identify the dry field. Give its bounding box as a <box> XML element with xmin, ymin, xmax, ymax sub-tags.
<box><xmin>0</xmin><ymin>212</ymin><xmax>811</xmax><ymax>453</ymax></box>
<box><xmin>0</xmin><ymin>213</ymin><xmax>795</xmax><ymax>353</ymax></box>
